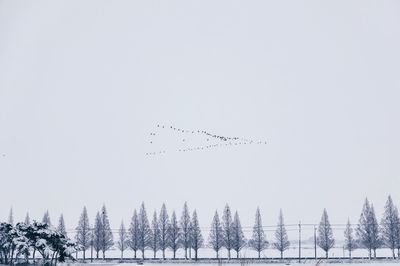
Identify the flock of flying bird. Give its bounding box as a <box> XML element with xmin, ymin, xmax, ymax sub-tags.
<box><xmin>145</xmin><ymin>124</ymin><xmax>269</xmax><ymax>156</ymax></box>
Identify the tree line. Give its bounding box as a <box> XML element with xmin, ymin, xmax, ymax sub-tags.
<box><xmin>2</xmin><ymin>195</ymin><xmax>400</xmax><ymax>264</ymax></box>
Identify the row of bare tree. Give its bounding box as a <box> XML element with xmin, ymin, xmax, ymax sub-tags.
<box><xmin>4</xmin><ymin>195</ymin><xmax>400</xmax><ymax>260</ymax></box>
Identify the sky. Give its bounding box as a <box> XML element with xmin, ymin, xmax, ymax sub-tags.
<box><xmin>0</xmin><ymin>1</ymin><xmax>400</xmax><ymax>236</ymax></box>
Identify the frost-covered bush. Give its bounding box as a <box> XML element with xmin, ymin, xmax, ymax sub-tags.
<box><xmin>0</xmin><ymin>221</ymin><xmax>78</xmax><ymax>265</ymax></box>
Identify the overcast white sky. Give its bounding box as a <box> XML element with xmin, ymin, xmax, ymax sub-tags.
<box><xmin>1</xmin><ymin>1</ymin><xmax>400</xmax><ymax>233</ymax></box>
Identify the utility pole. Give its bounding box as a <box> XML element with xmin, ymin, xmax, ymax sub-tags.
<box><xmin>298</xmin><ymin>221</ymin><xmax>301</xmax><ymax>263</ymax></box>
<box><xmin>314</xmin><ymin>225</ymin><xmax>317</xmax><ymax>260</ymax></box>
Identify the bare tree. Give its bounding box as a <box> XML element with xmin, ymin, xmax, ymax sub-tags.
<box><xmin>190</xmin><ymin>210</ymin><xmax>203</xmax><ymax>260</ymax></box>
<box><xmin>357</xmin><ymin>199</ymin><xmax>382</xmax><ymax>259</ymax></box>
<box><xmin>395</xmin><ymin>212</ymin><xmax>400</xmax><ymax>258</ymax></box>
<box><xmin>168</xmin><ymin>211</ymin><xmax>180</xmax><ymax>259</ymax></box>
<box><xmin>273</xmin><ymin>209</ymin><xmax>290</xmax><ymax>259</ymax></box>
<box><xmin>381</xmin><ymin>195</ymin><xmax>399</xmax><ymax>258</ymax></box>
<box><xmin>357</xmin><ymin>198</ymin><xmax>373</xmax><ymax>258</ymax></box>
<box><xmin>208</xmin><ymin>210</ymin><xmax>223</xmax><ymax>258</ymax></box>
<box><xmin>100</xmin><ymin>204</ymin><xmax>114</xmax><ymax>259</ymax></box>
<box><xmin>222</xmin><ymin>204</ymin><xmax>233</xmax><ymax>259</ymax></box>
<box><xmin>8</xmin><ymin>208</ymin><xmax>13</xmax><ymax>226</ymax></box>
<box><xmin>24</xmin><ymin>212</ymin><xmax>30</xmax><ymax>225</ymax></box>
<box><xmin>150</xmin><ymin>211</ymin><xmax>160</xmax><ymax>258</ymax></box>
<box><xmin>76</xmin><ymin>206</ymin><xmax>91</xmax><ymax>260</ymax></box>
<box><xmin>344</xmin><ymin>218</ymin><xmax>356</xmax><ymax>258</ymax></box>
<box><xmin>249</xmin><ymin>207</ymin><xmax>268</xmax><ymax>258</ymax></box>
<box><xmin>158</xmin><ymin>204</ymin><xmax>169</xmax><ymax>259</ymax></box>
<box><xmin>317</xmin><ymin>208</ymin><xmax>335</xmax><ymax>258</ymax></box>
<box><xmin>57</xmin><ymin>214</ymin><xmax>67</xmax><ymax>236</ymax></box>
<box><xmin>369</xmin><ymin>204</ymin><xmax>382</xmax><ymax>258</ymax></box>
<box><xmin>179</xmin><ymin>202</ymin><xmax>191</xmax><ymax>259</ymax></box>
<box><xmin>42</xmin><ymin>210</ymin><xmax>51</xmax><ymax>226</ymax></box>
<box><xmin>232</xmin><ymin>211</ymin><xmax>246</xmax><ymax>259</ymax></box>
<box><xmin>128</xmin><ymin>210</ymin><xmax>139</xmax><ymax>258</ymax></box>
<box><xmin>138</xmin><ymin>202</ymin><xmax>151</xmax><ymax>259</ymax></box>
<box><xmin>93</xmin><ymin>212</ymin><xmax>102</xmax><ymax>258</ymax></box>
<box><xmin>118</xmin><ymin>221</ymin><xmax>128</xmax><ymax>259</ymax></box>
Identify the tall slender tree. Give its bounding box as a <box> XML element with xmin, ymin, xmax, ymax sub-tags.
<box><xmin>158</xmin><ymin>204</ymin><xmax>169</xmax><ymax>259</ymax></box>
<box><xmin>249</xmin><ymin>207</ymin><xmax>268</xmax><ymax>258</ymax></box>
<box><xmin>357</xmin><ymin>198</ymin><xmax>373</xmax><ymax>258</ymax></box>
<box><xmin>190</xmin><ymin>210</ymin><xmax>203</xmax><ymax>260</ymax></box>
<box><xmin>8</xmin><ymin>208</ymin><xmax>13</xmax><ymax>226</ymax></box>
<box><xmin>273</xmin><ymin>209</ymin><xmax>290</xmax><ymax>259</ymax></box>
<box><xmin>150</xmin><ymin>211</ymin><xmax>160</xmax><ymax>258</ymax></box>
<box><xmin>138</xmin><ymin>202</ymin><xmax>151</xmax><ymax>259</ymax></box>
<box><xmin>93</xmin><ymin>212</ymin><xmax>102</xmax><ymax>258</ymax></box>
<box><xmin>179</xmin><ymin>202</ymin><xmax>191</xmax><ymax>259</ymax></box>
<box><xmin>381</xmin><ymin>195</ymin><xmax>399</xmax><ymax>258</ymax></box>
<box><xmin>369</xmin><ymin>204</ymin><xmax>381</xmax><ymax>258</ymax></box>
<box><xmin>118</xmin><ymin>221</ymin><xmax>128</xmax><ymax>259</ymax></box>
<box><xmin>395</xmin><ymin>212</ymin><xmax>400</xmax><ymax>259</ymax></box>
<box><xmin>24</xmin><ymin>213</ymin><xmax>30</xmax><ymax>225</ymax></box>
<box><xmin>128</xmin><ymin>210</ymin><xmax>140</xmax><ymax>258</ymax></box>
<box><xmin>222</xmin><ymin>204</ymin><xmax>233</xmax><ymax>259</ymax></box>
<box><xmin>100</xmin><ymin>204</ymin><xmax>114</xmax><ymax>259</ymax></box>
<box><xmin>42</xmin><ymin>210</ymin><xmax>51</xmax><ymax>226</ymax></box>
<box><xmin>168</xmin><ymin>211</ymin><xmax>180</xmax><ymax>259</ymax></box>
<box><xmin>232</xmin><ymin>211</ymin><xmax>246</xmax><ymax>259</ymax></box>
<box><xmin>76</xmin><ymin>206</ymin><xmax>91</xmax><ymax>260</ymax></box>
<box><xmin>317</xmin><ymin>209</ymin><xmax>335</xmax><ymax>258</ymax></box>
<box><xmin>208</xmin><ymin>210</ymin><xmax>223</xmax><ymax>258</ymax></box>
<box><xmin>344</xmin><ymin>218</ymin><xmax>356</xmax><ymax>258</ymax></box>
<box><xmin>57</xmin><ymin>214</ymin><xmax>67</xmax><ymax>236</ymax></box>
<box><xmin>357</xmin><ymin>201</ymin><xmax>381</xmax><ymax>259</ymax></box>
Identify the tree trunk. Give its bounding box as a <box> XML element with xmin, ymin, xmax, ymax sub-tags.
<box><xmin>51</xmin><ymin>251</ymin><xmax>56</xmax><ymax>265</ymax></box>
<box><xmin>281</xmin><ymin>250</ymin><xmax>283</xmax><ymax>259</ymax></box>
<box><xmin>325</xmin><ymin>251</ymin><xmax>328</xmax><ymax>259</ymax></box>
<box><xmin>195</xmin><ymin>249</ymin><xmax>198</xmax><ymax>261</ymax></box>
<box><xmin>162</xmin><ymin>249</ymin><xmax>165</xmax><ymax>260</ymax></box>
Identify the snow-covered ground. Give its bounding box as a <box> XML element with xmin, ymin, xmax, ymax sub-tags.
<box><xmin>73</xmin><ymin>247</ymin><xmax>398</xmax><ymax>260</ymax></box>
<box><xmin>67</xmin><ymin>262</ymin><xmax>400</xmax><ymax>266</ymax></box>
